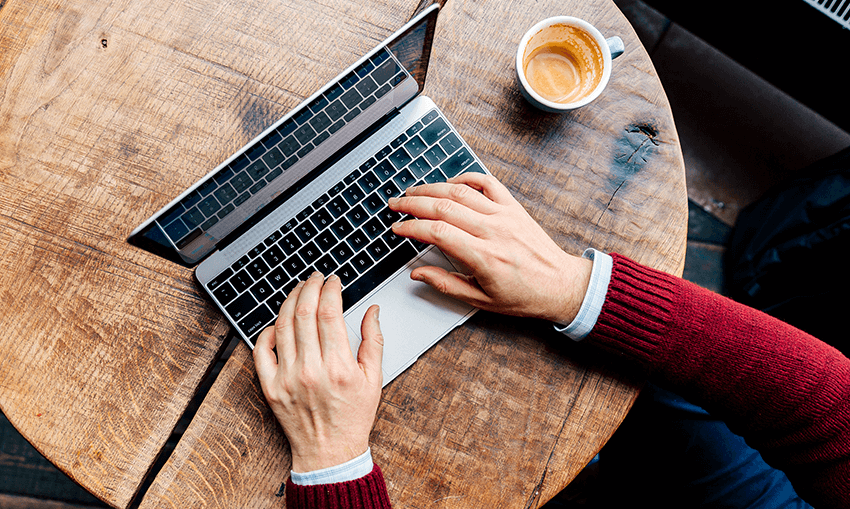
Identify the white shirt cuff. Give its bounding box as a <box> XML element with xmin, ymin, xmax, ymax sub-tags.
<box><xmin>553</xmin><ymin>248</ymin><xmax>613</xmax><ymax>341</ymax></box>
<box><xmin>289</xmin><ymin>448</ymin><xmax>374</xmax><ymax>486</ymax></box>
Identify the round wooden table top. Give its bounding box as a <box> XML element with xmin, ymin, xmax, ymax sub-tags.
<box><xmin>0</xmin><ymin>0</ymin><xmax>686</xmax><ymax>507</ymax></box>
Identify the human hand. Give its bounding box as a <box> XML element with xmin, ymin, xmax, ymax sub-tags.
<box><xmin>388</xmin><ymin>172</ymin><xmax>592</xmax><ymax>324</ymax></box>
<box><xmin>253</xmin><ymin>272</ymin><xmax>384</xmax><ymax>472</ymax></box>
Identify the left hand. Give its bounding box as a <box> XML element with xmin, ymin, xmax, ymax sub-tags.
<box><xmin>253</xmin><ymin>272</ymin><xmax>384</xmax><ymax>472</ymax></box>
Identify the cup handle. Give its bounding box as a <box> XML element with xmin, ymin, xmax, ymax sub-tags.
<box><xmin>607</xmin><ymin>36</ymin><xmax>624</xmax><ymax>60</ymax></box>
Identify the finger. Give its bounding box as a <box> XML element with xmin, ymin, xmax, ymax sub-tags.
<box><xmin>447</xmin><ymin>172</ymin><xmax>515</xmax><ymax>206</ymax></box>
<box><xmin>410</xmin><ymin>265</ymin><xmax>492</xmax><ymax>309</ymax></box>
<box><xmin>253</xmin><ymin>325</ymin><xmax>280</xmax><ymax>391</ymax></box>
<box><xmin>400</xmin><ymin>181</ymin><xmax>500</xmax><ymax>214</ymax></box>
<box><xmin>358</xmin><ymin>305</ymin><xmax>384</xmax><ymax>386</ymax></box>
<box><xmin>292</xmin><ymin>272</ymin><xmax>325</xmax><ymax>360</ymax></box>
<box><xmin>274</xmin><ymin>280</ymin><xmax>304</xmax><ymax>365</ymax></box>
<box><xmin>391</xmin><ymin>218</ymin><xmax>483</xmax><ymax>264</ymax></box>
<box><xmin>316</xmin><ymin>275</ymin><xmax>349</xmax><ymax>358</ymax></box>
<box><xmin>388</xmin><ymin>195</ymin><xmax>487</xmax><ymax>235</ymax></box>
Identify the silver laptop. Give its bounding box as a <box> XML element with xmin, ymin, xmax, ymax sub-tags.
<box><xmin>128</xmin><ymin>4</ymin><xmax>486</xmax><ymax>386</ymax></box>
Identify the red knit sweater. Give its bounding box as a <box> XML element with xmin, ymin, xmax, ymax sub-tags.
<box><xmin>286</xmin><ymin>254</ymin><xmax>850</xmax><ymax>508</ymax></box>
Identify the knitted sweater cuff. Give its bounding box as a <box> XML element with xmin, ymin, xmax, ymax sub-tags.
<box><xmin>585</xmin><ymin>253</ymin><xmax>678</xmax><ymax>369</ymax></box>
<box><xmin>286</xmin><ymin>464</ymin><xmax>392</xmax><ymax>509</ymax></box>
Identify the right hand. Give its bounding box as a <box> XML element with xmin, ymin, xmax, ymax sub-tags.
<box><xmin>388</xmin><ymin>172</ymin><xmax>592</xmax><ymax>324</ymax></box>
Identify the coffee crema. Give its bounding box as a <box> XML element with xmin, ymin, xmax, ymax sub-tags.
<box><xmin>522</xmin><ymin>24</ymin><xmax>604</xmax><ymax>104</ymax></box>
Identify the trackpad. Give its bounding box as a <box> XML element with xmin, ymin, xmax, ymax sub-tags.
<box><xmin>344</xmin><ymin>248</ymin><xmax>477</xmax><ymax>386</ymax></box>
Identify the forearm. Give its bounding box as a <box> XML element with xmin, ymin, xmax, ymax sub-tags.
<box><xmin>587</xmin><ymin>254</ymin><xmax>850</xmax><ymax>508</ymax></box>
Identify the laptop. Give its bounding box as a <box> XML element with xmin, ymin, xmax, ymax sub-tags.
<box><xmin>128</xmin><ymin>3</ymin><xmax>487</xmax><ymax>386</ymax></box>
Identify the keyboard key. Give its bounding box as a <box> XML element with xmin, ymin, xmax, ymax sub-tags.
<box><xmin>377</xmin><ymin>180</ymin><xmax>401</xmax><ymax>202</ymax></box>
<box><xmin>340</xmin><ymin>72</ymin><xmax>359</xmax><ymax>90</ymax></box>
<box><xmin>377</xmin><ymin>208</ymin><xmax>402</xmax><ymax>227</ymax></box>
<box><xmin>340</xmin><ymin>88</ymin><xmax>362</xmax><ymax>109</ymax></box>
<box><xmin>295</xmin><ymin>222</ymin><xmax>318</xmax><ymax>243</ymax></box>
<box><xmin>262</xmin><ymin>147</ymin><xmax>285</xmax><ymax>169</ymax></box>
<box><xmin>374</xmin><ymin>160</ymin><xmax>396</xmax><ymax>182</ymax></box>
<box><xmin>200</xmin><ymin>216</ymin><xmax>218</xmax><ymax>230</ymax></box>
<box><xmin>298</xmin><ymin>241</ymin><xmax>322</xmax><ymax>265</ymax></box>
<box><xmin>325</xmin><ymin>84</ymin><xmax>345</xmax><ymax>101</ymax></box>
<box><xmin>311</xmin><ymin>208</ymin><xmax>334</xmax><ymax>230</ymax></box>
<box><xmin>329</xmin><ymin>242</ymin><xmax>354</xmax><ymax>264</ymax></box>
<box><xmin>246</xmin><ymin>142</ymin><xmax>266</xmax><ymax>162</ymax></box>
<box><xmin>420</xmin><ymin>117</ymin><xmax>450</xmax><ymax>145</ymax></box>
<box><xmin>358</xmin><ymin>172</ymin><xmax>381</xmax><ymax>194</ymax></box>
<box><xmin>409</xmin><ymin>157</ymin><xmax>432</xmax><ymax>178</ymax></box>
<box><xmin>382</xmin><ymin>229</ymin><xmax>405</xmax><ymax>249</ymax></box>
<box><xmin>355</xmin><ymin>76</ymin><xmax>378</xmax><ymax>98</ymax></box>
<box><xmin>312</xmin><ymin>194</ymin><xmax>330</xmax><ymax>209</ymax></box>
<box><xmin>344</xmin><ymin>170</ymin><xmax>361</xmax><ymax>185</ymax></box>
<box><xmin>328</xmin><ymin>119</ymin><xmax>345</xmax><ymax>135</ymax></box>
<box><xmin>238</xmin><ymin>304</ymin><xmax>274</xmax><ymax>339</ymax></box>
<box><xmin>248</xmin><ymin>245</ymin><xmax>265</xmax><ymax>259</ymax></box>
<box><xmin>296</xmin><ymin>205</ymin><xmax>314</xmax><ymax>222</ymax></box>
<box><xmin>249</xmin><ymin>279</ymin><xmax>273</xmax><ymax>301</ymax></box>
<box><xmin>363</xmin><ymin>193</ymin><xmax>384</xmax><ymax>215</ymax></box>
<box><xmin>182</xmin><ymin>207</ymin><xmax>206</xmax><ymax>229</ymax></box>
<box><xmin>393</xmin><ymin>169</ymin><xmax>416</xmax><ymax>191</ymax></box>
<box><xmin>362</xmin><ymin>217</ymin><xmax>384</xmax><ymax>239</ymax></box>
<box><xmin>351</xmin><ymin>251</ymin><xmax>374</xmax><ymax>274</ymax></box>
<box><xmin>391</xmin><ymin>133</ymin><xmax>407</xmax><ymax>148</ymax></box>
<box><xmin>214</xmin><ymin>167</ymin><xmax>235</xmax><ymax>186</ymax></box>
<box><xmin>214</xmin><ymin>183</ymin><xmax>237</xmax><ymax>205</ymax></box>
<box><xmin>424</xmin><ymin>169</ymin><xmax>447</xmax><ymax>184</ymax></box>
<box><xmin>328</xmin><ymin>181</ymin><xmax>346</xmax><ymax>197</ymax></box>
<box><xmin>266</xmin><ymin>166</ymin><xmax>283</xmax><ymax>181</ymax></box>
<box><xmin>232</xmin><ymin>255</ymin><xmax>251</xmax><ymax>271</ymax></box>
<box><xmin>342</xmin><ymin>185</ymin><xmax>365</xmax><ymax>206</ymax></box>
<box><xmin>327</xmin><ymin>196</ymin><xmax>350</xmax><ymax>218</ymax></box>
<box><xmin>294</xmin><ymin>124</ymin><xmax>317</xmax><ymax>146</ymax></box>
<box><xmin>374</xmin><ymin>83</ymin><xmax>391</xmax><ymax>99</ymax></box>
<box><xmin>280</xmin><ymin>135</ymin><xmax>300</xmax><ymax>158</ymax></box>
<box><xmin>422</xmin><ymin>109</ymin><xmax>440</xmax><ymax>124</ymax></box>
<box><xmin>315</xmin><ymin>254</ymin><xmax>338</xmax><ymax>274</ymax></box>
<box><xmin>388</xmin><ymin>148</ymin><xmax>412</xmax><ymax>170</ymax></box>
<box><xmin>268</xmin><ymin>267</ymin><xmax>289</xmax><ymax>290</ymax></box>
<box><xmin>246</xmin><ymin>160</ymin><xmax>269</xmax><ymax>181</ymax></box>
<box><xmin>264</xmin><ymin>231</ymin><xmax>283</xmax><ymax>247</ymax></box>
<box><xmin>261</xmin><ymin>244</ymin><xmax>285</xmax><ymax>267</ymax></box>
<box><xmin>282</xmin><ymin>254</ymin><xmax>307</xmax><ymax>278</ymax></box>
<box><xmin>280</xmin><ymin>232</ymin><xmax>302</xmax><ymax>255</ymax></box>
<box><xmin>260</xmin><ymin>129</ymin><xmax>283</xmax><ymax>149</ymax></box>
<box><xmin>246</xmin><ymin>258</ymin><xmax>270</xmax><ymax>280</ymax></box>
<box><xmin>326</xmin><ymin>100</ymin><xmax>347</xmax><ymax>121</ymax></box>
<box><xmin>294</xmin><ymin>108</ymin><xmax>313</xmax><ymax>125</ymax></box>
<box><xmin>439</xmin><ymin>132</ymin><xmax>463</xmax><ymax>155</ymax></box>
<box><xmin>360</xmin><ymin>95</ymin><xmax>376</xmax><ymax>110</ymax></box>
<box><xmin>366</xmin><ymin>238</ymin><xmax>390</xmax><ymax>261</ymax></box>
<box><xmin>226</xmin><ymin>292</ymin><xmax>258</xmax><ymax>321</ymax></box>
<box><xmin>406</xmin><ymin>121</ymin><xmax>423</xmax><ymax>137</ymax></box>
<box><xmin>359</xmin><ymin>157</ymin><xmax>377</xmax><ymax>172</ymax></box>
<box><xmin>404</xmin><ymin>135</ymin><xmax>428</xmax><ymax>158</ymax></box>
<box><xmin>249</xmin><ymin>179</ymin><xmax>267</xmax><ymax>195</ymax></box>
<box><xmin>198</xmin><ymin>179</ymin><xmax>217</xmax><ymax>197</ymax></box>
<box><xmin>336</xmin><ymin>263</ymin><xmax>358</xmax><ymax>286</ymax></box>
<box><xmin>209</xmin><ymin>268</ymin><xmax>234</xmax><ymax>290</ymax></box>
<box><xmin>372</xmin><ymin>58</ymin><xmax>400</xmax><ymax>86</ymax></box>
<box><xmin>424</xmin><ymin>145</ymin><xmax>447</xmax><ymax>166</ymax></box>
<box><xmin>343</xmin><ymin>107</ymin><xmax>360</xmax><ymax>123</ymax></box>
<box><xmin>231</xmin><ymin>171</ymin><xmax>253</xmax><ymax>193</ymax></box>
<box><xmin>441</xmin><ymin>147</ymin><xmax>475</xmax><ymax>178</ymax></box>
<box><xmin>199</xmin><ymin>195</ymin><xmax>222</xmax><ymax>217</ymax></box>
<box><xmin>308</xmin><ymin>95</ymin><xmax>329</xmax><ymax>113</ymax></box>
<box><xmin>217</xmin><ymin>203</ymin><xmax>235</xmax><ymax>219</ymax></box>
<box><xmin>234</xmin><ymin>192</ymin><xmax>250</xmax><ymax>207</ymax></box>
<box><xmin>296</xmin><ymin>143</ymin><xmax>313</xmax><ymax>159</ymax></box>
<box><xmin>346</xmin><ymin>204</ymin><xmax>369</xmax><ymax>228</ymax></box>
<box><xmin>465</xmin><ymin>162</ymin><xmax>485</xmax><ymax>174</ymax></box>
<box><xmin>330</xmin><ymin>217</ymin><xmax>354</xmax><ymax>240</ymax></box>
<box><xmin>342</xmin><ymin>242</ymin><xmax>416</xmax><ymax>310</ymax></box>
<box><xmin>310</xmin><ymin>111</ymin><xmax>332</xmax><ymax>133</ymax></box>
<box><xmin>315</xmin><ymin>230</ymin><xmax>337</xmax><ymax>251</ymax></box>
<box><xmin>346</xmin><ymin>229</ymin><xmax>369</xmax><ymax>252</ymax></box>
<box><xmin>268</xmin><ymin>291</ymin><xmax>286</xmax><ymax>312</ymax></box>
<box><xmin>212</xmin><ymin>281</ymin><xmax>238</xmax><ymax>305</ymax></box>
<box><xmin>376</xmin><ymin>145</ymin><xmax>393</xmax><ymax>161</ymax></box>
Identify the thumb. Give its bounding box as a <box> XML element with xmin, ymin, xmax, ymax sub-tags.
<box><xmin>411</xmin><ymin>265</ymin><xmax>489</xmax><ymax>308</ymax></box>
<box><xmin>358</xmin><ymin>305</ymin><xmax>384</xmax><ymax>384</ymax></box>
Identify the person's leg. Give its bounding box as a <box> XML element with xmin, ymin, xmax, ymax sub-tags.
<box><xmin>593</xmin><ymin>384</ymin><xmax>811</xmax><ymax>508</ymax></box>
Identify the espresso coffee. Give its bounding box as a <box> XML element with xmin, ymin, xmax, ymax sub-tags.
<box><xmin>522</xmin><ymin>24</ymin><xmax>604</xmax><ymax>104</ymax></box>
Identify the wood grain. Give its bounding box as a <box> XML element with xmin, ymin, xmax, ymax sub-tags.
<box><xmin>140</xmin><ymin>0</ymin><xmax>687</xmax><ymax>508</ymax></box>
<box><xmin>0</xmin><ymin>0</ymin><xmax>414</xmax><ymax>507</ymax></box>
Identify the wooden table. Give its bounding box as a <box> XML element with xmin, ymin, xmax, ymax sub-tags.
<box><xmin>0</xmin><ymin>0</ymin><xmax>687</xmax><ymax>507</ymax></box>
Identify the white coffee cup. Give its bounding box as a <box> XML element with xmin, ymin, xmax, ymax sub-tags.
<box><xmin>516</xmin><ymin>17</ymin><xmax>624</xmax><ymax>112</ymax></box>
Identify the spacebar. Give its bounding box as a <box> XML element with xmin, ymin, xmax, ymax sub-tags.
<box><xmin>342</xmin><ymin>242</ymin><xmax>417</xmax><ymax>310</ymax></box>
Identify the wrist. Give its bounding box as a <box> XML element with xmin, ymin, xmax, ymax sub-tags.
<box><xmin>551</xmin><ymin>253</ymin><xmax>593</xmax><ymax>325</ymax></box>
<box><xmin>291</xmin><ymin>441</ymin><xmax>370</xmax><ymax>473</ymax></box>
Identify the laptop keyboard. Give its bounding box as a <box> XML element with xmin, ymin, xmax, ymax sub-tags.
<box><xmin>157</xmin><ymin>48</ymin><xmax>406</xmax><ymax>250</ymax></box>
<box><xmin>205</xmin><ymin>108</ymin><xmax>485</xmax><ymax>342</ymax></box>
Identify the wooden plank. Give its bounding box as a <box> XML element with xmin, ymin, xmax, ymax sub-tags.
<box><xmin>140</xmin><ymin>0</ymin><xmax>687</xmax><ymax>507</ymax></box>
<box><xmin>0</xmin><ymin>0</ymin><xmax>412</xmax><ymax>506</ymax></box>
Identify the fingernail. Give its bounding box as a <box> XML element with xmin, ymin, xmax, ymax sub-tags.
<box><xmin>327</xmin><ymin>274</ymin><xmax>340</xmax><ymax>282</ymax></box>
<box><xmin>388</xmin><ymin>197</ymin><xmax>398</xmax><ymax>205</ymax></box>
<box><xmin>391</xmin><ymin>221</ymin><xmax>401</xmax><ymax>229</ymax></box>
<box><xmin>296</xmin><ymin>281</ymin><xmax>306</xmax><ymax>288</ymax></box>
<box><xmin>310</xmin><ymin>271</ymin><xmax>323</xmax><ymax>279</ymax></box>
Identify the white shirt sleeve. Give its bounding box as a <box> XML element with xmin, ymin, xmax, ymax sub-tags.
<box><xmin>553</xmin><ymin>249</ymin><xmax>613</xmax><ymax>341</ymax></box>
<box><xmin>289</xmin><ymin>448</ymin><xmax>374</xmax><ymax>486</ymax></box>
